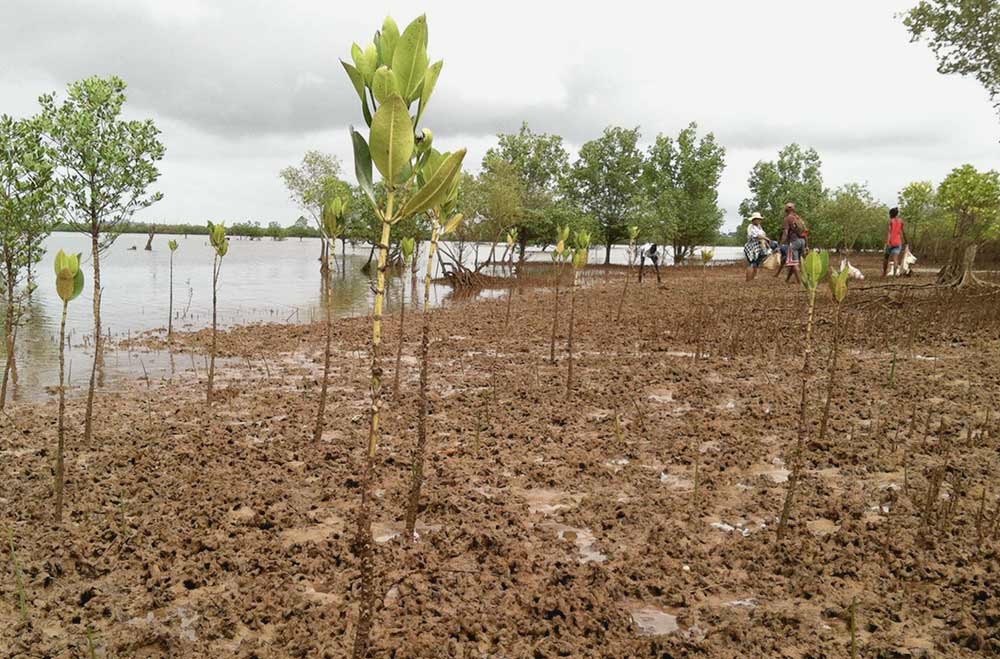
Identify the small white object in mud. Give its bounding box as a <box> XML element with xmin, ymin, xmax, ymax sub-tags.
<box><xmin>839</xmin><ymin>258</ymin><xmax>865</xmax><ymax>280</ymax></box>
<box><xmin>725</xmin><ymin>598</ymin><xmax>758</xmax><ymax>608</ymax></box>
<box><xmin>631</xmin><ymin>606</ymin><xmax>680</xmax><ymax>636</ymax></box>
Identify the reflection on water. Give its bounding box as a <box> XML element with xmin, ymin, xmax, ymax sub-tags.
<box><xmin>1</xmin><ymin>233</ymin><xmax>742</xmax><ymax>402</ymax></box>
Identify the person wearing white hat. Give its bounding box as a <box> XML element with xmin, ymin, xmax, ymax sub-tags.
<box><xmin>743</xmin><ymin>212</ymin><xmax>772</xmax><ymax>281</ymax></box>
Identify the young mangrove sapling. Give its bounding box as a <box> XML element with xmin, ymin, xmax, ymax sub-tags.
<box><xmin>53</xmin><ymin>249</ymin><xmax>84</xmax><ymax>522</ymax></box>
<box><xmin>392</xmin><ymin>236</ymin><xmax>415</xmax><ymax>399</ymax></box>
<box><xmin>615</xmin><ymin>225</ymin><xmax>639</xmax><ymax>322</ymax></box>
<box><xmin>548</xmin><ymin>225</ymin><xmax>570</xmax><ymax>364</ymax></box>
<box><xmin>314</xmin><ymin>197</ymin><xmax>347</xmax><ymax>441</ymax></box>
<box><xmin>819</xmin><ymin>266</ymin><xmax>850</xmax><ymax>441</ymax></box>
<box><xmin>341</xmin><ymin>15</ymin><xmax>466</xmax><ymax>657</ymax></box>
<box><xmin>167</xmin><ymin>239</ymin><xmax>178</xmax><ymax>340</ymax></box>
<box><xmin>405</xmin><ymin>171</ymin><xmax>463</xmax><ymax>539</ymax></box>
<box><xmin>777</xmin><ymin>249</ymin><xmax>829</xmax><ymax>540</ymax></box>
<box><xmin>206</xmin><ymin>221</ymin><xmax>228</xmax><ymax>404</ymax></box>
<box><xmin>566</xmin><ymin>231</ymin><xmax>591</xmax><ymax>398</ymax></box>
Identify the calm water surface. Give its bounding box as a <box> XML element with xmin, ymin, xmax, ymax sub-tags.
<box><xmin>1</xmin><ymin>233</ymin><xmax>741</xmax><ymax>402</ymax></box>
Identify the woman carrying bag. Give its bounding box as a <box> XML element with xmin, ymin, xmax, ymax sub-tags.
<box><xmin>743</xmin><ymin>212</ymin><xmax>774</xmax><ymax>281</ymax></box>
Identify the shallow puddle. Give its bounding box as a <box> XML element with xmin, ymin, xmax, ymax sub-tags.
<box><xmin>630</xmin><ymin>606</ymin><xmax>680</xmax><ymax>635</ymax></box>
<box><xmin>806</xmin><ymin>518</ymin><xmax>840</xmax><ymax>535</ymax></box>
<box><xmin>543</xmin><ymin>523</ymin><xmax>607</xmax><ymax>564</ymax></box>
<box><xmin>513</xmin><ymin>488</ymin><xmax>582</xmax><ymax>515</ymax></box>
<box><xmin>280</xmin><ymin>514</ymin><xmax>345</xmax><ymax>547</ymax></box>
<box><xmin>749</xmin><ymin>458</ymin><xmax>790</xmax><ymax>484</ymax></box>
<box><xmin>660</xmin><ymin>471</ymin><xmax>693</xmax><ymax>491</ymax></box>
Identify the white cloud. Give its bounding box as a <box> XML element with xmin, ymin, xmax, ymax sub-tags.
<box><xmin>1</xmin><ymin>0</ymin><xmax>997</xmax><ymax>230</ymax></box>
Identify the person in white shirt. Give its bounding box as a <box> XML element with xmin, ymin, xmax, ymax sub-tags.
<box><xmin>743</xmin><ymin>212</ymin><xmax>772</xmax><ymax>281</ymax></box>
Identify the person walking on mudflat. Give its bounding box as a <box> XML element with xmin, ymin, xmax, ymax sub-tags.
<box><xmin>780</xmin><ymin>202</ymin><xmax>807</xmax><ymax>285</ymax></box>
<box><xmin>882</xmin><ymin>207</ymin><xmax>909</xmax><ymax>277</ymax></box>
<box><xmin>743</xmin><ymin>212</ymin><xmax>772</xmax><ymax>281</ymax></box>
<box><xmin>637</xmin><ymin>242</ymin><xmax>662</xmax><ymax>284</ymax></box>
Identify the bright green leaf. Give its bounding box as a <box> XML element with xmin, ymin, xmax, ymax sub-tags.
<box><xmin>369</xmin><ymin>94</ymin><xmax>414</xmax><ymax>186</ymax></box>
<box><xmin>392</xmin><ymin>15</ymin><xmax>430</xmax><ymax>103</ymax></box>
<box><xmin>399</xmin><ymin>148</ymin><xmax>465</xmax><ymax>217</ymax></box>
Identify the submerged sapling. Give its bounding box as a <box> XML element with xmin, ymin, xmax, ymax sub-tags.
<box><xmin>167</xmin><ymin>239</ymin><xmax>178</xmax><ymax>340</ymax></box>
<box><xmin>53</xmin><ymin>249</ymin><xmax>84</xmax><ymax>522</ymax></box>
<box><xmin>206</xmin><ymin>221</ymin><xmax>229</xmax><ymax>405</ymax></box>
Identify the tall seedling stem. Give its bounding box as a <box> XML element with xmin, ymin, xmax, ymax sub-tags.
<box><xmin>819</xmin><ymin>268</ymin><xmax>850</xmax><ymax>441</ymax></box>
<box><xmin>7</xmin><ymin>528</ymin><xmax>28</xmax><ymax>622</ymax></box>
<box><xmin>549</xmin><ymin>225</ymin><xmax>570</xmax><ymax>363</ymax></box>
<box><xmin>393</xmin><ymin>237</ymin><xmax>415</xmax><ymax>399</ymax></box>
<box><xmin>777</xmin><ymin>250</ymin><xmax>829</xmax><ymax>540</ymax></box>
<box><xmin>406</xmin><ymin>208</ymin><xmax>462</xmax><ymax>538</ymax></box>
<box><xmin>566</xmin><ymin>232</ymin><xmax>591</xmax><ymax>399</ymax></box>
<box><xmin>206</xmin><ymin>222</ymin><xmax>228</xmax><ymax>404</ymax></box>
<box><xmin>696</xmin><ymin>248</ymin><xmax>714</xmax><ymax>359</ymax></box>
<box><xmin>167</xmin><ymin>240</ymin><xmax>178</xmax><ymax>339</ymax></box>
<box><xmin>314</xmin><ymin>198</ymin><xmax>347</xmax><ymax>441</ymax></box>
<box><xmin>53</xmin><ymin>250</ymin><xmax>84</xmax><ymax>522</ymax></box>
<box><xmin>615</xmin><ymin>226</ymin><xmax>639</xmax><ymax>323</ymax></box>
<box><xmin>341</xmin><ymin>16</ymin><xmax>467</xmax><ymax>657</ymax></box>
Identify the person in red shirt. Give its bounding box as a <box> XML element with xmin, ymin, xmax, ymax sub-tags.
<box><xmin>882</xmin><ymin>207</ymin><xmax>909</xmax><ymax>277</ymax></box>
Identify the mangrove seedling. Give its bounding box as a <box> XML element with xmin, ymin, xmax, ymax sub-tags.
<box><xmin>314</xmin><ymin>197</ymin><xmax>347</xmax><ymax>441</ymax></box>
<box><xmin>53</xmin><ymin>249</ymin><xmax>84</xmax><ymax>522</ymax></box>
<box><xmin>342</xmin><ymin>15</ymin><xmax>466</xmax><ymax>658</ymax></box>
<box><xmin>503</xmin><ymin>228</ymin><xmax>518</xmax><ymax>331</ymax></box>
<box><xmin>696</xmin><ymin>248</ymin><xmax>714</xmax><ymax>359</ymax></box>
<box><xmin>548</xmin><ymin>225</ymin><xmax>570</xmax><ymax>364</ymax></box>
<box><xmin>8</xmin><ymin>528</ymin><xmax>28</xmax><ymax>623</ymax></box>
<box><xmin>405</xmin><ymin>173</ymin><xmax>462</xmax><ymax>539</ymax></box>
<box><xmin>566</xmin><ymin>231</ymin><xmax>591</xmax><ymax>398</ymax></box>
<box><xmin>206</xmin><ymin>221</ymin><xmax>228</xmax><ymax>405</ymax></box>
<box><xmin>819</xmin><ymin>267</ymin><xmax>850</xmax><ymax>441</ymax></box>
<box><xmin>777</xmin><ymin>249</ymin><xmax>829</xmax><ymax>540</ymax></box>
<box><xmin>615</xmin><ymin>225</ymin><xmax>639</xmax><ymax>322</ymax></box>
<box><xmin>167</xmin><ymin>239</ymin><xmax>178</xmax><ymax>340</ymax></box>
<box><xmin>392</xmin><ymin>236</ymin><xmax>416</xmax><ymax>399</ymax></box>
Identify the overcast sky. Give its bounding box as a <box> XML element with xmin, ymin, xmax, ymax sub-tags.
<box><xmin>2</xmin><ymin>0</ymin><xmax>998</xmax><ymax>230</ymax></box>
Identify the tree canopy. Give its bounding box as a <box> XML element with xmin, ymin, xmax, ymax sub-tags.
<box><xmin>482</xmin><ymin>122</ymin><xmax>570</xmax><ymax>255</ymax></box>
<box><xmin>566</xmin><ymin>126</ymin><xmax>644</xmax><ymax>263</ymax></box>
<box><xmin>904</xmin><ymin>0</ymin><xmax>1000</xmax><ymax>120</ymax></box>
<box><xmin>641</xmin><ymin>122</ymin><xmax>726</xmax><ymax>262</ymax></box>
<box><xmin>279</xmin><ymin>151</ymin><xmax>352</xmax><ymax>224</ymax></box>
<box><xmin>738</xmin><ymin>144</ymin><xmax>825</xmax><ymax>240</ymax></box>
<box><xmin>39</xmin><ymin>75</ymin><xmax>165</xmax><ymax>250</ymax></box>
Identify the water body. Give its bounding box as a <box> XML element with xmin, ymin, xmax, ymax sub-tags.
<box><xmin>1</xmin><ymin>233</ymin><xmax>742</xmax><ymax>402</ymax></box>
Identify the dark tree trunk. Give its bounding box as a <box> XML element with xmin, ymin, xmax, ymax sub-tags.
<box><xmin>937</xmin><ymin>243</ymin><xmax>978</xmax><ymax>287</ymax></box>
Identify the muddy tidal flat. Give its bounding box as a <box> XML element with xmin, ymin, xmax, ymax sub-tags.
<box><xmin>3</xmin><ymin>258</ymin><xmax>999</xmax><ymax>657</ymax></box>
